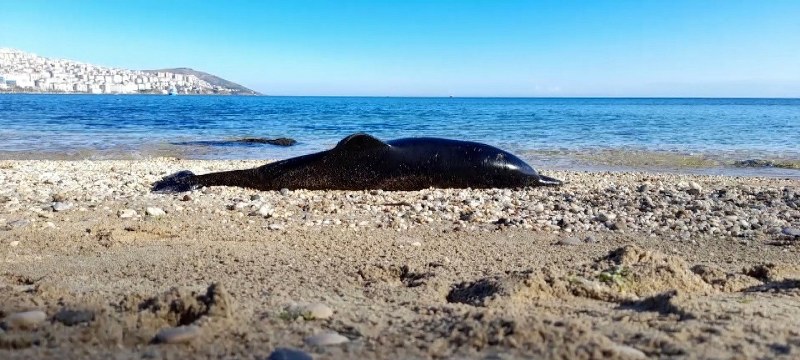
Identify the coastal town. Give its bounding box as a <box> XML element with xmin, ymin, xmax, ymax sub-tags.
<box><xmin>0</xmin><ymin>48</ymin><xmax>250</xmax><ymax>95</ymax></box>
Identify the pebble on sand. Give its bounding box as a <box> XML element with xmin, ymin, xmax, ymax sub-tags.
<box><xmin>155</xmin><ymin>325</ymin><xmax>201</xmax><ymax>344</ymax></box>
<box><xmin>288</xmin><ymin>303</ymin><xmax>333</xmax><ymax>320</ymax></box>
<box><xmin>267</xmin><ymin>347</ymin><xmax>314</xmax><ymax>360</ymax></box>
<box><xmin>304</xmin><ymin>331</ymin><xmax>349</xmax><ymax>346</ymax></box>
<box><xmin>782</xmin><ymin>227</ymin><xmax>800</xmax><ymax>237</ymax></box>
<box><xmin>52</xmin><ymin>202</ymin><xmax>73</xmax><ymax>212</ymax></box>
<box><xmin>557</xmin><ymin>237</ymin><xmax>582</xmax><ymax>246</ymax></box>
<box><xmin>146</xmin><ymin>207</ymin><xmax>166</xmax><ymax>217</ymax></box>
<box><xmin>3</xmin><ymin>310</ymin><xmax>47</xmax><ymax>330</ymax></box>
<box><xmin>53</xmin><ymin>309</ymin><xmax>95</xmax><ymax>326</ymax></box>
<box><xmin>118</xmin><ymin>209</ymin><xmax>137</xmax><ymax>218</ymax></box>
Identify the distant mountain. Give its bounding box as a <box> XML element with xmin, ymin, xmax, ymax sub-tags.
<box><xmin>143</xmin><ymin>68</ymin><xmax>260</xmax><ymax>95</ymax></box>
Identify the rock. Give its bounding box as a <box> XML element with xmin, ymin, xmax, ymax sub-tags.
<box><xmin>51</xmin><ymin>193</ymin><xmax>68</xmax><ymax>202</ymax></box>
<box><xmin>250</xmin><ymin>194</ymin><xmax>262</xmax><ymax>201</ymax></box>
<box><xmin>782</xmin><ymin>227</ymin><xmax>800</xmax><ymax>237</ymax></box>
<box><xmin>255</xmin><ymin>205</ymin><xmax>274</xmax><ymax>217</ymax></box>
<box><xmin>234</xmin><ymin>137</ymin><xmax>297</xmax><ymax>146</ymax></box>
<box><xmin>267</xmin><ymin>348</ymin><xmax>313</xmax><ymax>360</ymax></box>
<box><xmin>532</xmin><ymin>204</ymin><xmax>545</xmax><ymax>213</ymax></box>
<box><xmin>597</xmin><ymin>212</ymin><xmax>616</xmax><ymax>222</ymax></box>
<box><xmin>268</xmin><ymin>224</ymin><xmax>284</xmax><ymax>231</ymax></box>
<box><xmin>608</xmin><ymin>221</ymin><xmax>627</xmax><ymax>231</ymax></box>
<box><xmin>0</xmin><ymin>195</ymin><xmax>11</xmax><ymax>203</ymax></box>
<box><xmin>304</xmin><ymin>332</ymin><xmax>349</xmax><ymax>346</ymax></box>
<box><xmin>52</xmin><ymin>202</ymin><xmax>72</xmax><ymax>212</ymax></box>
<box><xmin>118</xmin><ymin>209</ymin><xmax>137</xmax><ymax>218</ymax></box>
<box><xmin>280</xmin><ymin>188</ymin><xmax>290</xmax><ymax>196</ymax></box>
<box><xmin>584</xmin><ymin>236</ymin><xmax>598</xmax><ymax>243</ymax></box>
<box><xmin>612</xmin><ymin>344</ymin><xmax>647</xmax><ymax>359</ymax></box>
<box><xmin>557</xmin><ymin>237</ymin><xmax>582</xmax><ymax>246</ymax></box>
<box><xmin>53</xmin><ymin>309</ymin><xmax>95</xmax><ymax>326</ymax></box>
<box><xmin>5</xmin><ymin>219</ymin><xmax>30</xmax><ymax>230</ymax></box>
<box><xmin>9</xmin><ymin>240</ymin><xmax>20</xmax><ymax>247</ymax></box>
<box><xmin>3</xmin><ymin>310</ymin><xmax>47</xmax><ymax>330</ymax></box>
<box><xmin>687</xmin><ymin>182</ymin><xmax>703</xmax><ymax>195</ymax></box>
<box><xmin>288</xmin><ymin>303</ymin><xmax>333</xmax><ymax>320</ymax></box>
<box><xmin>146</xmin><ymin>207</ymin><xmax>166</xmax><ymax>217</ymax></box>
<box><xmin>155</xmin><ymin>325</ymin><xmax>201</xmax><ymax>344</ymax></box>
<box><xmin>180</xmin><ymin>194</ymin><xmax>192</xmax><ymax>202</ymax></box>
<box><xmin>636</xmin><ymin>184</ymin><xmax>649</xmax><ymax>193</ymax></box>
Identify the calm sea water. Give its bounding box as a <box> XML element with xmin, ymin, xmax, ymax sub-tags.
<box><xmin>0</xmin><ymin>94</ymin><xmax>798</xmax><ymax>174</ymax></box>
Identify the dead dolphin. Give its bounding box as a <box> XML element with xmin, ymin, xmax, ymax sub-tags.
<box><xmin>152</xmin><ymin>133</ymin><xmax>562</xmax><ymax>192</ymax></box>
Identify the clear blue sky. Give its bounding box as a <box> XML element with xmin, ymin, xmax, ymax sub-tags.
<box><xmin>2</xmin><ymin>0</ymin><xmax>798</xmax><ymax>97</ymax></box>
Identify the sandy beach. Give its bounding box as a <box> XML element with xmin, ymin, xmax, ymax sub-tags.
<box><xmin>1</xmin><ymin>159</ymin><xmax>799</xmax><ymax>359</ymax></box>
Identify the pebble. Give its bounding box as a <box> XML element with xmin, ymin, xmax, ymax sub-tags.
<box><xmin>268</xmin><ymin>224</ymin><xmax>284</xmax><ymax>231</ymax></box>
<box><xmin>118</xmin><ymin>209</ymin><xmax>137</xmax><ymax>218</ymax></box>
<box><xmin>267</xmin><ymin>348</ymin><xmax>313</xmax><ymax>360</ymax></box>
<box><xmin>289</xmin><ymin>303</ymin><xmax>333</xmax><ymax>320</ymax></box>
<box><xmin>146</xmin><ymin>207</ymin><xmax>166</xmax><ymax>217</ymax></box>
<box><xmin>280</xmin><ymin>188</ymin><xmax>290</xmax><ymax>195</ymax></box>
<box><xmin>9</xmin><ymin>240</ymin><xmax>20</xmax><ymax>247</ymax></box>
<box><xmin>250</xmin><ymin>194</ymin><xmax>262</xmax><ymax>201</ymax></box>
<box><xmin>51</xmin><ymin>193</ymin><xmax>68</xmax><ymax>202</ymax></box>
<box><xmin>304</xmin><ymin>332</ymin><xmax>349</xmax><ymax>346</ymax></box>
<box><xmin>687</xmin><ymin>182</ymin><xmax>703</xmax><ymax>195</ymax></box>
<box><xmin>256</xmin><ymin>205</ymin><xmax>274</xmax><ymax>217</ymax></box>
<box><xmin>557</xmin><ymin>237</ymin><xmax>582</xmax><ymax>246</ymax></box>
<box><xmin>584</xmin><ymin>235</ymin><xmax>598</xmax><ymax>243</ymax></box>
<box><xmin>5</xmin><ymin>219</ymin><xmax>30</xmax><ymax>229</ymax></box>
<box><xmin>52</xmin><ymin>202</ymin><xmax>73</xmax><ymax>212</ymax></box>
<box><xmin>53</xmin><ymin>309</ymin><xmax>95</xmax><ymax>326</ymax></box>
<box><xmin>3</xmin><ymin>310</ymin><xmax>47</xmax><ymax>330</ymax></box>
<box><xmin>783</xmin><ymin>227</ymin><xmax>800</xmax><ymax>237</ymax></box>
<box><xmin>612</xmin><ymin>344</ymin><xmax>647</xmax><ymax>359</ymax></box>
<box><xmin>597</xmin><ymin>212</ymin><xmax>616</xmax><ymax>222</ymax></box>
<box><xmin>155</xmin><ymin>325</ymin><xmax>201</xmax><ymax>344</ymax></box>
<box><xmin>181</xmin><ymin>194</ymin><xmax>193</xmax><ymax>201</ymax></box>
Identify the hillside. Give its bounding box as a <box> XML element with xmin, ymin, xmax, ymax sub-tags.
<box><xmin>143</xmin><ymin>68</ymin><xmax>260</xmax><ymax>95</ymax></box>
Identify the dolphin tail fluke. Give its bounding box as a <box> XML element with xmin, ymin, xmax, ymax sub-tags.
<box><xmin>535</xmin><ymin>174</ymin><xmax>563</xmax><ymax>186</ymax></box>
<box><xmin>151</xmin><ymin>170</ymin><xmax>200</xmax><ymax>193</ymax></box>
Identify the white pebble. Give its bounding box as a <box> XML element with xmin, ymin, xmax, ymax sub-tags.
<box><xmin>118</xmin><ymin>209</ymin><xmax>137</xmax><ymax>218</ymax></box>
<box><xmin>3</xmin><ymin>310</ymin><xmax>47</xmax><ymax>329</ymax></box>
<box><xmin>146</xmin><ymin>207</ymin><xmax>166</xmax><ymax>217</ymax></box>
<box><xmin>304</xmin><ymin>332</ymin><xmax>349</xmax><ymax>346</ymax></box>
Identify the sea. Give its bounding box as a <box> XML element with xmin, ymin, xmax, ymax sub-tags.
<box><xmin>1</xmin><ymin>94</ymin><xmax>798</xmax><ymax>177</ymax></box>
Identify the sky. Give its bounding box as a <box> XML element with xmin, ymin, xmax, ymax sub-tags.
<box><xmin>1</xmin><ymin>0</ymin><xmax>799</xmax><ymax>97</ymax></box>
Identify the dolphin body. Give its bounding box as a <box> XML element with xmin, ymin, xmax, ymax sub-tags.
<box><xmin>152</xmin><ymin>133</ymin><xmax>562</xmax><ymax>193</ymax></box>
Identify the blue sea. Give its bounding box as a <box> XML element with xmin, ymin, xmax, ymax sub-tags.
<box><xmin>1</xmin><ymin>94</ymin><xmax>798</xmax><ymax>176</ymax></box>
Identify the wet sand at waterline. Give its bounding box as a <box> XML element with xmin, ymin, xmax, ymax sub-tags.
<box><xmin>1</xmin><ymin>159</ymin><xmax>799</xmax><ymax>359</ymax></box>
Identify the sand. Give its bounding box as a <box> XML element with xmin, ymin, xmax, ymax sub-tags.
<box><xmin>1</xmin><ymin>159</ymin><xmax>799</xmax><ymax>359</ymax></box>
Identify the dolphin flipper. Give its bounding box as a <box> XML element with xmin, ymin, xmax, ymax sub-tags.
<box><xmin>536</xmin><ymin>175</ymin><xmax>563</xmax><ymax>186</ymax></box>
<box><xmin>152</xmin><ymin>170</ymin><xmax>200</xmax><ymax>193</ymax></box>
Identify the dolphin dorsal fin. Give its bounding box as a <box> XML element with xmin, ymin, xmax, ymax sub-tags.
<box><xmin>334</xmin><ymin>133</ymin><xmax>389</xmax><ymax>151</ymax></box>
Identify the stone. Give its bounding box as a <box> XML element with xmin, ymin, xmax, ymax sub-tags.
<box><xmin>181</xmin><ymin>194</ymin><xmax>192</xmax><ymax>202</ymax></box>
<box><xmin>280</xmin><ymin>188</ymin><xmax>290</xmax><ymax>196</ymax></box>
<box><xmin>557</xmin><ymin>237</ymin><xmax>582</xmax><ymax>246</ymax></box>
<box><xmin>9</xmin><ymin>240</ymin><xmax>20</xmax><ymax>247</ymax></box>
<box><xmin>267</xmin><ymin>348</ymin><xmax>313</xmax><ymax>360</ymax></box>
<box><xmin>255</xmin><ymin>205</ymin><xmax>274</xmax><ymax>217</ymax></box>
<box><xmin>53</xmin><ymin>309</ymin><xmax>95</xmax><ymax>326</ymax></box>
<box><xmin>304</xmin><ymin>332</ymin><xmax>349</xmax><ymax>346</ymax></box>
<box><xmin>7</xmin><ymin>219</ymin><xmax>30</xmax><ymax>229</ymax></box>
<box><xmin>250</xmin><ymin>194</ymin><xmax>262</xmax><ymax>201</ymax></box>
<box><xmin>52</xmin><ymin>202</ymin><xmax>73</xmax><ymax>212</ymax></box>
<box><xmin>268</xmin><ymin>224</ymin><xmax>284</xmax><ymax>231</ymax></box>
<box><xmin>584</xmin><ymin>236</ymin><xmax>598</xmax><ymax>243</ymax></box>
<box><xmin>155</xmin><ymin>325</ymin><xmax>201</xmax><ymax>344</ymax></box>
<box><xmin>687</xmin><ymin>182</ymin><xmax>703</xmax><ymax>195</ymax></box>
<box><xmin>118</xmin><ymin>209</ymin><xmax>137</xmax><ymax>218</ymax></box>
<box><xmin>613</xmin><ymin>344</ymin><xmax>646</xmax><ymax>359</ymax></box>
<box><xmin>146</xmin><ymin>207</ymin><xmax>166</xmax><ymax>217</ymax></box>
<box><xmin>51</xmin><ymin>193</ymin><xmax>68</xmax><ymax>202</ymax></box>
<box><xmin>288</xmin><ymin>303</ymin><xmax>333</xmax><ymax>320</ymax></box>
<box><xmin>608</xmin><ymin>221</ymin><xmax>627</xmax><ymax>231</ymax></box>
<box><xmin>782</xmin><ymin>227</ymin><xmax>800</xmax><ymax>237</ymax></box>
<box><xmin>597</xmin><ymin>212</ymin><xmax>616</xmax><ymax>222</ymax></box>
<box><xmin>3</xmin><ymin>310</ymin><xmax>47</xmax><ymax>330</ymax></box>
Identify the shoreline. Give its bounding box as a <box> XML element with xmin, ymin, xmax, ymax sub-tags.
<box><xmin>1</xmin><ymin>159</ymin><xmax>799</xmax><ymax>359</ymax></box>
